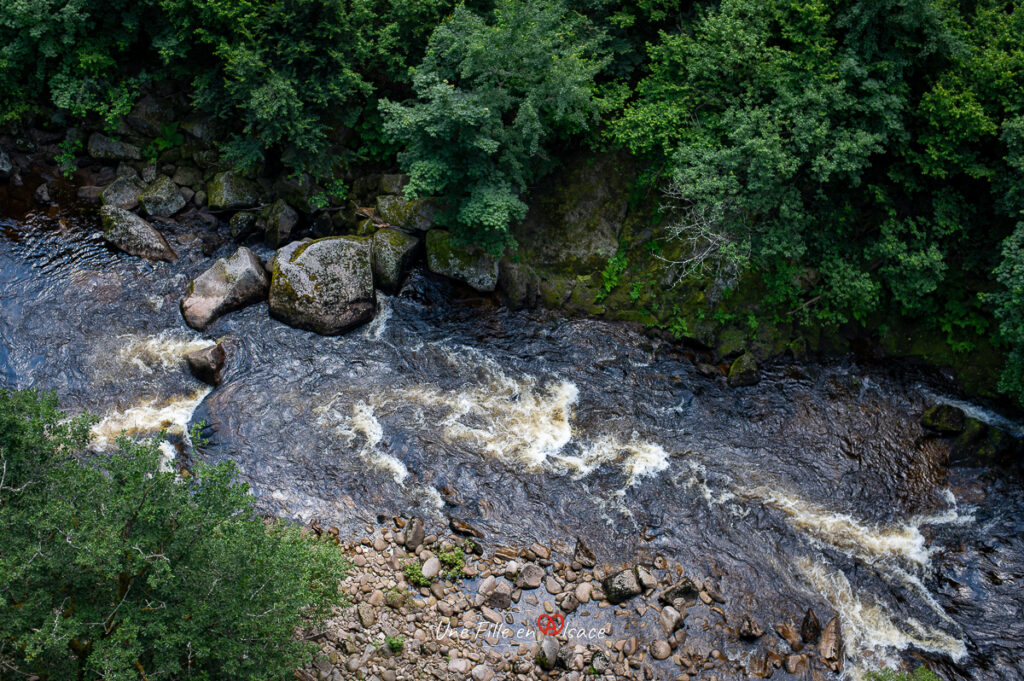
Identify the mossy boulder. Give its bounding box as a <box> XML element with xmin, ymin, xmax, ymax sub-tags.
<box><xmin>379</xmin><ymin>173</ymin><xmax>409</xmax><ymax>195</ymax></box>
<box><xmin>727</xmin><ymin>352</ymin><xmax>760</xmax><ymax>387</ymax></box>
<box><xmin>87</xmin><ymin>133</ymin><xmax>140</xmax><ymax>161</ymax></box>
<box><xmin>425</xmin><ymin>229</ymin><xmax>498</xmax><ymax>292</ymax></box>
<box><xmin>258</xmin><ymin>199</ymin><xmax>299</xmax><ymax>248</ymax></box>
<box><xmin>229</xmin><ymin>211</ymin><xmax>259</xmax><ymax>241</ymax></box>
<box><xmin>100</xmin><ymin>206</ymin><xmax>176</xmax><ymax>262</ymax></box>
<box><xmin>139</xmin><ymin>175</ymin><xmax>186</xmax><ymax>217</ymax></box>
<box><xmin>181</xmin><ymin>247</ymin><xmax>269</xmax><ymax>330</ymax></box>
<box><xmin>950</xmin><ymin>417</ymin><xmax>1021</xmax><ymax>466</ymax></box>
<box><xmin>921</xmin><ymin>404</ymin><xmax>967</xmax><ymax>434</ymax></box>
<box><xmin>100</xmin><ymin>176</ymin><xmax>143</xmax><ymax>211</ymax></box>
<box><xmin>268</xmin><ymin>236</ymin><xmax>375</xmax><ymax>335</ymax></box>
<box><xmin>207</xmin><ymin>171</ymin><xmax>260</xmax><ymax>210</ymax></box>
<box><xmin>376</xmin><ymin>195</ymin><xmax>438</xmax><ymax>231</ymax></box>
<box><xmin>372</xmin><ymin>228</ymin><xmax>420</xmax><ymax>293</ymax></box>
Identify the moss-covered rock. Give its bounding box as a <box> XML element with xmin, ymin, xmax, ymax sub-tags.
<box><xmin>727</xmin><ymin>352</ymin><xmax>760</xmax><ymax>387</ymax></box>
<box><xmin>268</xmin><ymin>236</ymin><xmax>375</xmax><ymax>335</ymax></box>
<box><xmin>372</xmin><ymin>228</ymin><xmax>419</xmax><ymax>293</ymax></box>
<box><xmin>258</xmin><ymin>199</ymin><xmax>298</xmax><ymax>248</ymax></box>
<box><xmin>379</xmin><ymin>173</ymin><xmax>409</xmax><ymax>195</ymax></box>
<box><xmin>100</xmin><ymin>175</ymin><xmax>143</xmax><ymax>211</ymax></box>
<box><xmin>921</xmin><ymin>404</ymin><xmax>967</xmax><ymax>435</ymax></box>
<box><xmin>87</xmin><ymin>133</ymin><xmax>140</xmax><ymax>161</ymax></box>
<box><xmin>100</xmin><ymin>206</ymin><xmax>176</xmax><ymax>262</ymax></box>
<box><xmin>377</xmin><ymin>195</ymin><xmax>438</xmax><ymax>231</ymax></box>
<box><xmin>425</xmin><ymin>229</ymin><xmax>498</xmax><ymax>292</ymax></box>
<box><xmin>207</xmin><ymin>171</ymin><xmax>260</xmax><ymax>210</ymax></box>
<box><xmin>180</xmin><ymin>247</ymin><xmax>269</xmax><ymax>330</ymax></box>
<box><xmin>139</xmin><ymin>175</ymin><xmax>186</xmax><ymax>217</ymax></box>
<box><xmin>950</xmin><ymin>417</ymin><xmax>1021</xmax><ymax>466</ymax></box>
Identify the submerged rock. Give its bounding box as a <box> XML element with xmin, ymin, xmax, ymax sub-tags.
<box><xmin>87</xmin><ymin>133</ymin><xmax>141</xmax><ymax>161</ymax></box>
<box><xmin>207</xmin><ymin>171</ymin><xmax>260</xmax><ymax>210</ymax></box>
<box><xmin>425</xmin><ymin>229</ymin><xmax>498</xmax><ymax>292</ymax></box>
<box><xmin>181</xmin><ymin>247</ymin><xmax>269</xmax><ymax>330</ymax></box>
<box><xmin>921</xmin><ymin>403</ymin><xmax>967</xmax><ymax>434</ymax></box>
<box><xmin>100</xmin><ymin>206</ymin><xmax>176</xmax><ymax>262</ymax></box>
<box><xmin>259</xmin><ymin>199</ymin><xmax>298</xmax><ymax>248</ymax></box>
<box><xmin>573</xmin><ymin>537</ymin><xmax>597</xmax><ymax>568</ymax></box>
<box><xmin>739</xmin><ymin>614</ymin><xmax>765</xmax><ymax>641</ymax></box>
<box><xmin>376</xmin><ymin>195</ymin><xmax>437</xmax><ymax>231</ymax></box>
<box><xmin>101</xmin><ymin>175</ymin><xmax>143</xmax><ymax>210</ymax></box>
<box><xmin>801</xmin><ymin>607</ymin><xmax>820</xmax><ymax>643</ymax></box>
<box><xmin>185</xmin><ymin>343</ymin><xmax>227</xmax><ymax>386</ymax></box>
<box><xmin>139</xmin><ymin>175</ymin><xmax>186</xmax><ymax>217</ymax></box>
<box><xmin>602</xmin><ymin>568</ymin><xmax>642</xmax><ymax>604</ymax></box>
<box><xmin>372</xmin><ymin>228</ymin><xmax>419</xmax><ymax>293</ymax></box>
<box><xmin>268</xmin><ymin>237</ymin><xmax>375</xmax><ymax>335</ymax></box>
<box><xmin>727</xmin><ymin>352</ymin><xmax>760</xmax><ymax>387</ymax></box>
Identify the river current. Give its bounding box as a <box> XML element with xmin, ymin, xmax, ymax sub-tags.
<box><xmin>1</xmin><ymin>203</ymin><xmax>1022</xmax><ymax>680</ymax></box>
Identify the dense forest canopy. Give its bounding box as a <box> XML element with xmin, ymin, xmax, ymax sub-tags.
<box><xmin>1</xmin><ymin>0</ymin><xmax>1022</xmax><ymax>400</ymax></box>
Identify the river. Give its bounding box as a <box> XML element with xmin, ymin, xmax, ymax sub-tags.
<box><xmin>1</xmin><ymin>199</ymin><xmax>1022</xmax><ymax>680</ymax></box>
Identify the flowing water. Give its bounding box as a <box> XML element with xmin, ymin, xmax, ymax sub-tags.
<box><xmin>2</xmin><ymin>201</ymin><xmax>1023</xmax><ymax>680</ymax></box>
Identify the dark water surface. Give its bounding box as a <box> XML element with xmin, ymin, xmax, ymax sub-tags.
<box><xmin>2</xmin><ymin>205</ymin><xmax>1022</xmax><ymax>680</ymax></box>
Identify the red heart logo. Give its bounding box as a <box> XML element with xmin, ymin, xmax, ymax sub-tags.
<box><xmin>537</xmin><ymin>613</ymin><xmax>565</xmax><ymax>636</ymax></box>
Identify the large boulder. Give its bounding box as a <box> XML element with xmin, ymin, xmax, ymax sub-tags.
<box><xmin>139</xmin><ymin>175</ymin><xmax>186</xmax><ymax>217</ymax></box>
<box><xmin>259</xmin><ymin>199</ymin><xmax>298</xmax><ymax>248</ymax></box>
<box><xmin>100</xmin><ymin>206</ymin><xmax>176</xmax><ymax>262</ymax></box>
<box><xmin>372</xmin><ymin>228</ymin><xmax>419</xmax><ymax>292</ymax></box>
<box><xmin>181</xmin><ymin>247</ymin><xmax>269</xmax><ymax>330</ymax></box>
<box><xmin>921</xmin><ymin>404</ymin><xmax>966</xmax><ymax>434</ymax></box>
<box><xmin>100</xmin><ymin>175</ymin><xmax>143</xmax><ymax>210</ymax></box>
<box><xmin>727</xmin><ymin>352</ymin><xmax>760</xmax><ymax>387</ymax></box>
<box><xmin>268</xmin><ymin>237</ymin><xmax>375</xmax><ymax>335</ymax></box>
<box><xmin>376</xmin><ymin>195</ymin><xmax>437</xmax><ymax>231</ymax></box>
<box><xmin>184</xmin><ymin>343</ymin><xmax>227</xmax><ymax>386</ymax></box>
<box><xmin>207</xmin><ymin>171</ymin><xmax>260</xmax><ymax>210</ymax></box>
<box><xmin>425</xmin><ymin>229</ymin><xmax>498</xmax><ymax>292</ymax></box>
<box><xmin>87</xmin><ymin>133</ymin><xmax>140</xmax><ymax>161</ymax></box>
<box><xmin>0</xmin><ymin>147</ymin><xmax>12</xmax><ymax>180</ymax></box>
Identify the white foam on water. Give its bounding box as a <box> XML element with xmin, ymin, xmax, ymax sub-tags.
<box><xmin>115</xmin><ymin>330</ymin><xmax>215</xmax><ymax>374</ymax></box>
<box><xmin>556</xmin><ymin>435</ymin><xmax>669</xmax><ymax>490</ymax></box>
<box><xmin>363</xmin><ymin>294</ymin><xmax>393</xmax><ymax>340</ymax></box>
<box><xmin>157</xmin><ymin>441</ymin><xmax>178</xmax><ymax>473</ymax></box>
<box><xmin>90</xmin><ymin>387</ymin><xmax>212</xmax><ymax>449</ymax></box>
<box><xmin>918</xmin><ymin>388</ymin><xmax>1024</xmax><ymax>437</ymax></box>
<box><xmin>316</xmin><ymin>400</ymin><xmax>408</xmax><ymax>484</ymax></box>
<box><xmin>796</xmin><ymin>557</ymin><xmax>967</xmax><ymax>677</ymax></box>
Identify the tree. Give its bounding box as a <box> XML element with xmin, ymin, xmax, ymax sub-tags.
<box><xmin>0</xmin><ymin>389</ymin><xmax>348</xmax><ymax>680</ymax></box>
<box><xmin>380</xmin><ymin>0</ymin><xmax>611</xmax><ymax>252</ymax></box>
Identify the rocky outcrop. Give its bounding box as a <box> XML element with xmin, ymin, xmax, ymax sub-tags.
<box><xmin>268</xmin><ymin>237</ymin><xmax>375</xmax><ymax>335</ymax></box>
<box><xmin>181</xmin><ymin>247</ymin><xmax>269</xmax><ymax>329</ymax></box>
<box><xmin>259</xmin><ymin>199</ymin><xmax>298</xmax><ymax>248</ymax></box>
<box><xmin>100</xmin><ymin>206</ymin><xmax>176</xmax><ymax>262</ymax></box>
<box><xmin>207</xmin><ymin>171</ymin><xmax>260</xmax><ymax>210</ymax></box>
<box><xmin>727</xmin><ymin>352</ymin><xmax>760</xmax><ymax>387</ymax></box>
<box><xmin>100</xmin><ymin>176</ymin><xmax>143</xmax><ymax>210</ymax></box>
<box><xmin>139</xmin><ymin>175</ymin><xmax>186</xmax><ymax>217</ymax></box>
<box><xmin>425</xmin><ymin>229</ymin><xmax>498</xmax><ymax>292</ymax></box>
<box><xmin>185</xmin><ymin>343</ymin><xmax>227</xmax><ymax>386</ymax></box>
<box><xmin>372</xmin><ymin>228</ymin><xmax>419</xmax><ymax>292</ymax></box>
<box><xmin>376</xmin><ymin>195</ymin><xmax>437</xmax><ymax>231</ymax></box>
<box><xmin>87</xmin><ymin>133</ymin><xmax>141</xmax><ymax>161</ymax></box>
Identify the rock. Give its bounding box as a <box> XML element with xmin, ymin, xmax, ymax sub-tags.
<box><xmin>184</xmin><ymin>343</ymin><xmax>227</xmax><ymax>386</ymax></box>
<box><xmin>229</xmin><ymin>211</ymin><xmax>259</xmax><ymax>241</ymax></box>
<box><xmin>87</xmin><ymin>133</ymin><xmax>140</xmax><ymax>161</ymax></box>
<box><xmin>951</xmin><ymin>417</ymin><xmax>1020</xmax><ymax>466</ymax></box>
<box><xmin>545</xmin><ymin>576</ymin><xmax>561</xmax><ymax>595</ymax></box>
<box><xmin>425</xmin><ymin>229</ymin><xmax>498</xmax><ymax>292</ymax></box>
<box><xmin>573</xmin><ymin>538</ymin><xmax>597</xmax><ymax>568</ymax></box>
<box><xmin>421</xmin><ymin>556</ymin><xmax>441</xmax><ymax>580</ymax></box>
<box><xmin>660</xmin><ymin>578</ymin><xmax>700</xmax><ymax>605</ymax></box>
<box><xmin>516</xmin><ymin>563</ymin><xmax>545</xmax><ymax>590</ymax></box>
<box><xmin>448</xmin><ymin>658</ymin><xmax>472</xmax><ymax>674</ymax></box>
<box><xmin>574</xmin><ymin>582</ymin><xmax>593</xmax><ymax>604</ymax></box>
<box><xmin>376</xmin><ymin>195</ymin><xmax>437</xmax><ymax>231</ymax></box>
<box><xmin>207</xmin><ymin>171</ymin><xmax>260</xmax><ymax>210</ymax></box>
<box><xmin>77</xmin><ymin>186</ymin><xmax>104</xmax><ymax>203</ymax></box>
<box><xmin>405</xmin><ymin>517</ymin><xmax>425</xmax><ymax>550</ymax></box>
<box><xmin>259</xmin><ymin>199</ymin><xmax>299</xmax><ymax>248</ymax></box>
<box><xmin>775</xmin><ymin>622</ymin><xmax>803</xmax><ymax>652</ymax></box>
<box><xmin>448</xmin><ymin>518</ymin><xmax>484</xmax><ymax>538</ymax></box>
<box><xmin>0</xmin><ymin>147</ymin><xmax>12</xmax><ymax>180</ymax></box>
<box><xmin>785</xmin><ymin>654</ymin><xmax>808</xmax><ymax>675</ymax></box>
<box><xmin>921</xmin><ymin>404</ymin><xmax>966</xmax><ymax>434</ymax></box>
<box><xmin>471</xmin><ymin>664</ymin><xmax>494</xmax><ymax>681</ymax></box>
<box><xmin>379</xmin><ymin>173</ymin><xmax>409</xmax><ymax>195</ymax></box>
<box><xmin>34</xmin><ymin>183</ymin><xmax>52</xmax><ymax>204</ymax></box>
<box><xmin>727</xmin><ymin>352</ymin><xmax>760</xmax><ymax>387</ymax></box>
<box><xmin>100</xmin><ymin>206</ymin><xmax>176</xmax><ymax>262</ymax></box>
<box><xmin>489</xmin><ymin>580</ymin><xmax>513</xmax><ymax>609</ymax></box>
<box><xmin>636</xmin><ymin>566</ymin><xmax>657</xmax><ymax>591</ymax></box>
<box><xmin>125</xmin><ymin>94</ymin><xmax>174</xmax><ymax>137</ymax></box>
<box><xmin>650</xmin><ymin>640</ymin><xmax>671</xmax><ymax>660</ymax></box>
<box><xmin>801</xmin><ymin>608</ymin><xmax>820</xmax><ymax>643</ymax></box>
<box><xmin>538</xmin><ymin>636</ymin><xmax>560</xmax><ymax>670</ymax></box>
<box><xmin>738</xmin><ymin>615</ymin><xmax>764</xmax><ymax>641</ymax></box>
<box><xmin>602</xmin><ymin>569</ymin><xmax>642</xmax><ymax>604</ymax></box>
<box><xmin>181</xmin><ymin>247</ymin><xmax>269</xmax><ymax>329</ymax></box>
<box><xmin>659</xmin><ymin>605</ymin><xmax>683</xmax><ymax>636</ymax></box>
<box><xmin>172</xmin><ymin>166</ymin><xmax>203</xmax><ymax>189</ymax></box>
<box><xmin>372</xmin><ymin>228</ymin><xmax>420</xmax><ymax>293</ymax></box>
<box><xmin>357</xmin><ymin>603</ymin><xmax>376</xmax><ymax>628</ymax></box>
<box><xmin>819</xmin><ymin>617</ymin><xmax>843</xmax><ymax>663</ymax></box>
<box><xmin>139</xmin><ymin>175</ymin><xmax>186</xmax><ymax>217</ymax></box>
<box><xmin>268</xmin><ymin>236</ymin><xmax>376</xmax><ymax>335</ymax></box>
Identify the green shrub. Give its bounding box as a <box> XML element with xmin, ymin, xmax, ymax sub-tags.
<box><xmin>437</xmin><ymin>546</ymin><xmax>465</xmax><ymax>580</ymax></box>
<box><xmin>380</xmin><ymin>0</ymin><xmax>611</xmax><ymax>253</ymax></box>
<box><xmin>403</xmin><ymin>560</ymin><xmax>431</xmax><ymax>587</ymax></box>
<box><xmin>385</xmin><ymin>634</ymin><xmax>404</xmax><ymax>653</ymax></box>
<box><xmin>0</xmin><ymin>389</ymin><xmax>350</xmax><ymax>680</ymax></box>
<box><xmin>865</xmin><ymin>666</ymin><xmax>942</xmax><ymax>681</ymax></box>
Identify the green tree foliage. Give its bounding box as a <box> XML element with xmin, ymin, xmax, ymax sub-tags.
<box><xmin>0</xmin><ymin>389</ymin><xmax>349</xmax><ymax>680</ymax></box>
<box><xmin>380</xmin><ymin>0</ymin><xmax>611</xmax><ymax>252</ymax></box>
<box><xmin>614</xmin><ymin>0</ymin><xmax>1024</xmax><ymax>336</ymax></box>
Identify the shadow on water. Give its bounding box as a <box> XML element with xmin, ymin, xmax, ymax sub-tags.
<box><xmin>2</xmin><ymin>202</ymin><xmax>1023</xmax><ymax>680</ymax></box>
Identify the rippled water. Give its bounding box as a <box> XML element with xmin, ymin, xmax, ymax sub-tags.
<box><xmin>2</xmin><ymin>203</ymin><xmax>1023</xmax><ymax>680</ymax></box>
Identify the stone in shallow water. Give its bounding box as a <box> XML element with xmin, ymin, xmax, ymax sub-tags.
<box><xmin>181</xmin><ymin>247</ymin><xmax>269</xmax><ymax>330</ymax></box>
<box><xmin>100</xmin><ymin>206</ymin><xmax>176</xmax><ymax>262</ymax></box>
<box><xmin>185</xmin><ymin>343</ymin><xmax>226</xmax><ymax>386</ymax></box>
<box><xmin>372</xmin><ymin>227</ymin><xmax>419</xmax><ymax>293</ymax></box>
<box><xmin>101</xmin><ymin>176</ymin><xmax>143</xmax><ymax>211</ymax></box>
<box><xmin>268</xmin><ymin>237</ymin><xmax>375</xmax><ymax>335</ymax></box>
<box><xmin>259</xmin><ymin>199</ymin><xmax>298</xmax><ymax>248</ymax></box>
<box><xmin>602</xmin><ymin>568</ymin><xmax>641</xmax><ymax>604</ymax></box>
